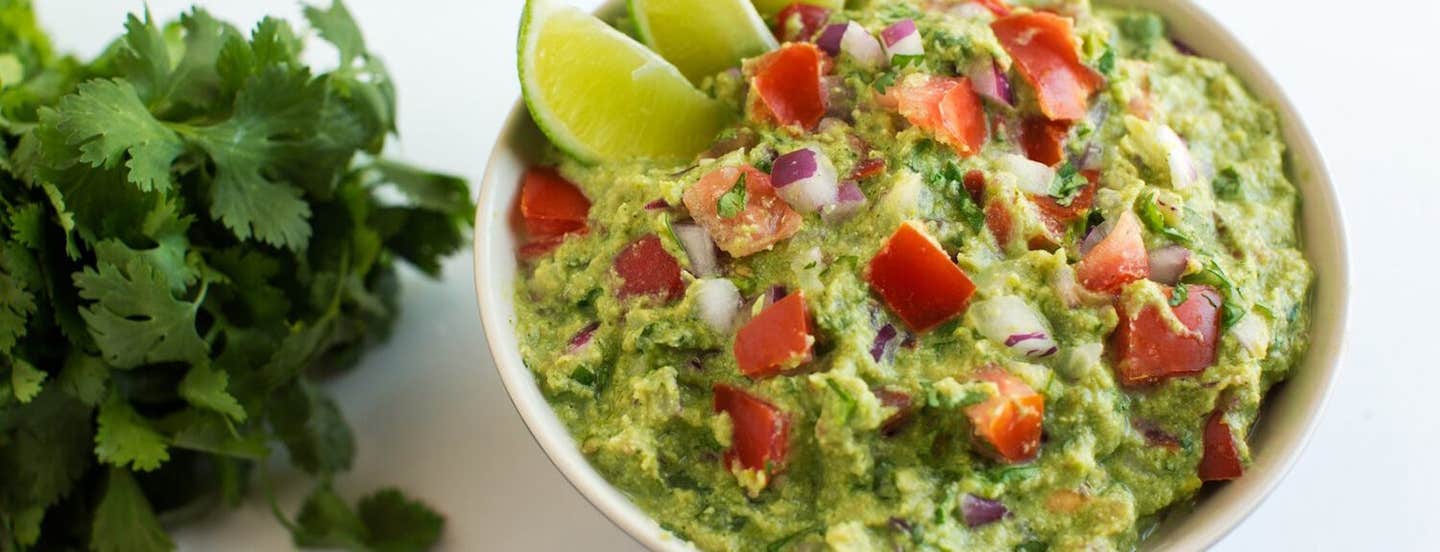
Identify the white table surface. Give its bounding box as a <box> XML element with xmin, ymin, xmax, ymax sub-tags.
<box><xmin>37</xmin><ymin>0</ymin><xmax>1437</xmax><ymax>550</ymax></box>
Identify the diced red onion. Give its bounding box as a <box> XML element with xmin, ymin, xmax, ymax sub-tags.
<box><xmin>771</xmin><ymin>147</ymin><xmax>840</xmax><ymax>213</ymax></box>
<box><xmin>968</xmin><ymin>59</ymin><xmax>1013</xmax><ymax>107</ymax></box>
<box><xmin>880</xmin><ymin>20</ymin><xmax>923</xmax><ymax>61</ymax></box>
<box><xmin>822</xmin><ymin>181</ymin><xmax>867</xmax><ymax>223</ymax></box>
<box><xmin>888</xmin><ymin>517</ymin><xmax>913</xmax><ymax>534</ymax></box>
<box><xmin>567</xmin><ymin>322</ymin><xmax>600</xmax><ymax>352</ymax></box>
<box><xmin>870</xmin><ymin>323</ymin><xmax>899</xmax><ymax>362</ymax></box>
<box><xmin>1155</xmin><ymin>124</ymin><xmax>1199</xmax><ymax>189</ymax></box>
<box><xmin>764</xmin><ymin>285</ymin><xmax>788</xmax><ymax>307</ymax></box>
<box><xmin>998</xmin><ymin>153</ymin><xmax>1056</xmax><ymax>196</ymax></box>
<box><xmin>961</xmin><ymin>494</ymin><xmax>1008</xmax><ymax>528</ymax></box>
<box><xmin>695</xmin><ymin>279</ymin><xmax>741</xmax><ymax>332</ymax></box>
<box><xmin>672</xmin><ymin>223</ymin><xmax>720</xmax><ymax>278</ymax></box>
<box><xmin>971</xmin><ymin>296</ymin><xmax>1058</xmax><ymax>359</ymax></box>
<box><xmin>1172</xmin><ymin>38</ymin><xmax>1199</xmax><ymax>56</ymax></box>
<box><xmin>819</xmin><ymin>22</ymin><xmax>885</xmax><ymax>69</ymax></box>
<box><xmin>1147</xmin><ymin>245</ymin><xmax>1192</xmax><ymax>285</ymax></box>
<box><xmin>644</xmin><ymin>198</ymin><xmax>669</xmax><ymax>211</ymax></box>
<box><xmin>816</xmin><ymin>24</ymin><xmax>847</xmax><ymax>56</ymax></box>
<box><xmin>1133</xmin><ymin>418</ymin><xmax>1182</xmax><ymax>450</ymax></box>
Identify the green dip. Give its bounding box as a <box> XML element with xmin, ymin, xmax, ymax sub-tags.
<box><xmin>514</xmin><ymin>1</ymin><xmax>1314</xmax><ymax>550</ymax></box>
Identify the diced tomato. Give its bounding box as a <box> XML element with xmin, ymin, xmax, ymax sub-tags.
<box><xmin>749</xmin><ymin>43</ymin><xmax>828</xmax><ymax>131</ymax></box>
<box><xmin>1112</xmin><ymin>284</ymin><xmax>1222</xmax><ymax>386</ymax></box>
<box><xmin>734</xmin><ymin>292</ymin><xmax>814</xmax><ymax>378</ymax></box>
<box><xmin>992</xmin><ymin>13</ymin><xmax>1103</xmax><ymax>121</ymax></box>
<box><xmin>1028</xmin><ymin>169</ymin><xmax>1098</xmax><ymax>248</ymax></box>
<box><xmin>971</xmin><ymin>0</ymin><xmax>1013</xmax><ymax>16</ymax></box>
<box><xmin>1020</xmin><ymin>117</ymin><xmax>1072</xmax><ymax>167</ymax></box>
<box><xmin>519</xmin><ymin>230</ymin><xmax>589</xmax><ymax>260</ymax></box>
<box><xmin>866</xmin><ymin>222</ymin><xmax>977</xmax><ymax>332</ymax></box>
<box><xmin>714</xmin><ymin>384</ymin><xmax>791</xmax><ymax>475</ymax></box>
<box><xmin>963</xmin><ymin>170</ymin><xmax>986</xmax><ymax>205</ymax></box>
<box><xmin>683</xmin><ymin>165</ymin><xmax>803</xmax><ymax>257</ymax></box>
<box><xmin>1076</xmin><ymin>211</ymin><xmax>1149</xmax><ymax>293</ymax></box>
<box><xmin>1199</xmin><ymin>408</ymin><xmax>1244</xmax><ymax>481</ymax></box>
<box><xmin>773</xmin><ymin>3</ymin><xmax>831</xmax><ymax>43</ymax></box>
<box><xmin>850</xmin><ymin>158</ymin><xmax>887</xmax><ymax>181</ymax></box>
<box><xmin>887</xmin><ymin>76</ymin><xmax>989</xmax><ymax>157</ymax></box>
<box><xmin>613</xmin><ymin>234</ymin><xmax>685</xmax><ymax>301</ymax></box>
<box><xmin>965</xmin><ymin>367</ymin><xmax>1045</xmax><ymax>463</ymax></box>
<box><xmin>520</xmin><ymin>168</ymin><xmax>591</xmax><ymax>237</ymax></box>
<box><xmin>985</xmin><ymin>200</ymin><xmax>1014</xmax><ymax>249</ymax></box>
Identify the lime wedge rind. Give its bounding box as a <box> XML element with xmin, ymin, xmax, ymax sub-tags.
<box><xmin>519</xmin><ymin>0</ymin><xmax>732</xmax><ymax>163</ymax></box>
<box><xmin>629</xmin><ymin>0</ymin><xmax>778</xmax><ymax>84</ymax></box>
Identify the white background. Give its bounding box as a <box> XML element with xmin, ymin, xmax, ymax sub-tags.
<box><xmin>36</xmin><ymin>0</ymin><xmax>1437</xmax><ymax>550</ymax></box>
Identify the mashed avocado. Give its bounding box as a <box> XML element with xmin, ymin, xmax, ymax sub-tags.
<box><xmin>513</xmin><ymin>1</ymin><xmax>1314</xmax><ymax>550</ymax></box>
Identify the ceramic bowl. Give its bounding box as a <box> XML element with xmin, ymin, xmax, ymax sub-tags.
<box><xmin>474</xmin><ymin>1</ymin><xmax>1350</xmax><ymax>549</ymax></box>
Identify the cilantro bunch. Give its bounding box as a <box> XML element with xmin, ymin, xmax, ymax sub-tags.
<box><xmin>0</xmin><ymin>1</ymin><xmax>471</xmax><ymax>550</ymax></box>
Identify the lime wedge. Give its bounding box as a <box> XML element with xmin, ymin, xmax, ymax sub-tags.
<box><xmin>750</xmin><ymin>0</ymin><xmax>845</xmax><ymax>18</ymax></box>
<box><xmin>519</xmin><ymin>0</ymin><xmax>732</xmax><ymax>163</ymax></box>
<box><xmin>630</xmin><ymin>0</ymin><xmax>778</xmax><ymax>84</ymax></box>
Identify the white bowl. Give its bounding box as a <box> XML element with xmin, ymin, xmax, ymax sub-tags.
<box><xmin>473</xmin><ymin>1</ymin><xmax>1350</xmax><ymax>549</ymax></box>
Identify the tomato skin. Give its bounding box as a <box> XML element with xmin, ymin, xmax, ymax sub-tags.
<box><xmin>749</xmin><ymin>43</ymin><xmax>828</xmax><ymax>131</ymax></box>
<box><xmin>1112</xmin><ymin>285</ymin><xmax>1223</xmax><ymax>386</ymax></box>
<box><xmin>734</xmin><ymin>292</ymin><xmax>814</xmax><ymax>378</ymax></box>
<box><xmin>713</xmin><ymin>384</ymin><xmax>791</xmax><ymax>475</ymax></box>
<box><xmin>1076</xmin><ymin>211</ymin><xmax>1149</xmax><ymax>293</ymax></box>
<box><xmin>963</xmin><ymin>170</ymin><xmax>987</xmax><ymax>205</ymax></box>
<box><xmin>965</xmin><ymin>368</ymin><xmax>1045</xmax><ymax>463</ymax></box>
<box><xmin>773</xmin><ymin>3</ymin><xmax>831</xmax><ymax>43</ymax></box>
<box><xmin>683</xmin><ymin>165</ymin><xmax>803</xmax><ymax>258</ymax></box>
<box><xmin>985</xmin><ymin>200</ymin><xmax>1014</xmax><ymax>249</ymax></box>
<box><xmin>888</xmin><ymin>76</ymin><xmax>989</xmax><ymax>157</ymax></box>
<box><xmin>1199</xmin><ymin>408</ymin><xmax>1244</xmax><ymax>481</ymax></box>
<box><xmin>1028</xmin><ymin>169</ymin><xmax>1097</xmax><ymax>248</ymax></box>
<box><xmin>850</xmin><ymin>158</ymin><xmax>887</xmax><ymax>181</ymax></box>
<box><xmin>866</xmin><ymin>222</ymin><xmax>977</xmax><ymax>332</ymax></box>
<box><xmin>520</xmin><ymin>168</ymin><xmax>591</xmax><ymax>237</ymax></box>
<box><xmin>613</xmin><ymin>234</ymin><xmax>685</xmax><ymax>301</ymax></box>
<box><xmin>992</xmin><ymin>13</ymin><xmax>1103</xmax><ymax>121</ymax></box>
<box><xmin>1020</xmin><ymin>117</ymin><xmax>1071</xmax><ymax>167</ymax></box>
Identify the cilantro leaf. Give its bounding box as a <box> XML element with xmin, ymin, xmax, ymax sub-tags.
<box><xmin>74</xmin><ymin>240</ymin><xmax>208</xmax><ymax>369</ymax></box>
<box><xmin>164</xmin><ymin>409</ymin><xmax>269</xmax><ymax>460</ymax></box>
<box><xmin>304</xmin><ymin>1</ymin><xmax>366</xmax><ymax>67</ymax></box>
<box><xmin>268</xmin><ymin>382</ymin><xmax>355</xmax><ymax>476</ymax></box>
<box><xmin>114</xmin><ymin>11</ymin><xmax>172</xmax><ymax>104</ymax></box>
<box><xmin>9</xmin><ymin>356</ymin><xmax>45</xmax><ymax>403</ymax></box>
<box><xmin>57</xmin><ymin>352</ymin><xmax>109</xmax><ymax>406</ymax></box>
<box><xmin>185</xmin><ymin>66</ymin><xmax>320</xmax><ymax>250</ymax></box>
<box><xmin>357</xmin><ymin>489</ymin><xmax>446</xmax><ymax>552</ymax></box>
<box><xmin>1135</xmin><ymin>191</ymin><xmax>1193</xmax><ymax>246</ymax></box>
<box><xmin>48</xmin><ymin>79</ymin><xmax>183</xmax><ymax>193</ymax></box>
<box><xmin>179</xmin><ymin>364</ymin><xmax>247</xmax><ymax>422</ymax></box>
<box><xmin>1097</xmin><ymin>47</ymin><xmax>1116</xmax><ymax>76</ymax></box>
<box><xmin>95</xmin><ymin>393</ymin><xmax>170</xmax><ymax>472</ymax></box>
<box><xmin>891</xmin><ymin>54</ymin><xmax>925</xmax><ymax>68</ymax></box>
<box><xmin>1169</xmin><ymin>283</ymin><xmax>1190</xmax><ymax>307</ymax></box>
<box><xmin>293</xmin><ymin>483</ymin><xmax>368</xmax><ymax>549</ymax></box>
<box><xmin>0</xmin><ymin>246</ymin><xmax>38</xmax><ymax>352</ymax></box>
<box><xmin>1050</xmin><ymin>163</ymin><xmax>1088</xmax><ymax>206</ymax></box>
<box><xmin>91</xmin><ymin>468</ymin><xmax>175</xmax><ymax>552</ymax></box>
<box><xmin>717</xmin><ymin>172</ymin><xmax>747</xmax><ymax>218</ymax></box>
<box><xmin>1213</xmin><ymin>166</ymin><xmax>1242</xmax><ymax>200</ymax></box>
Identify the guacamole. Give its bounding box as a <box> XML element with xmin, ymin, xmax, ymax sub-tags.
<box><xmin>512</xmin><ymin>1</ymin><xmax>1314</xmax><ymax>550</ymax></box>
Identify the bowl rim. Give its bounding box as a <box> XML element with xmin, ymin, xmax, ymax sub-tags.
<box><xmin>472</xmin><ymin>1</ymin><xmax>1351</xmax><ymax>550</ymax></box>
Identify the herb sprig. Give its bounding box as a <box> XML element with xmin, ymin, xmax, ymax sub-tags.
<box><xmin>0</xmin><ymin>2</ymin><xmax>469</xmax><ymax>550</ymax></box>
